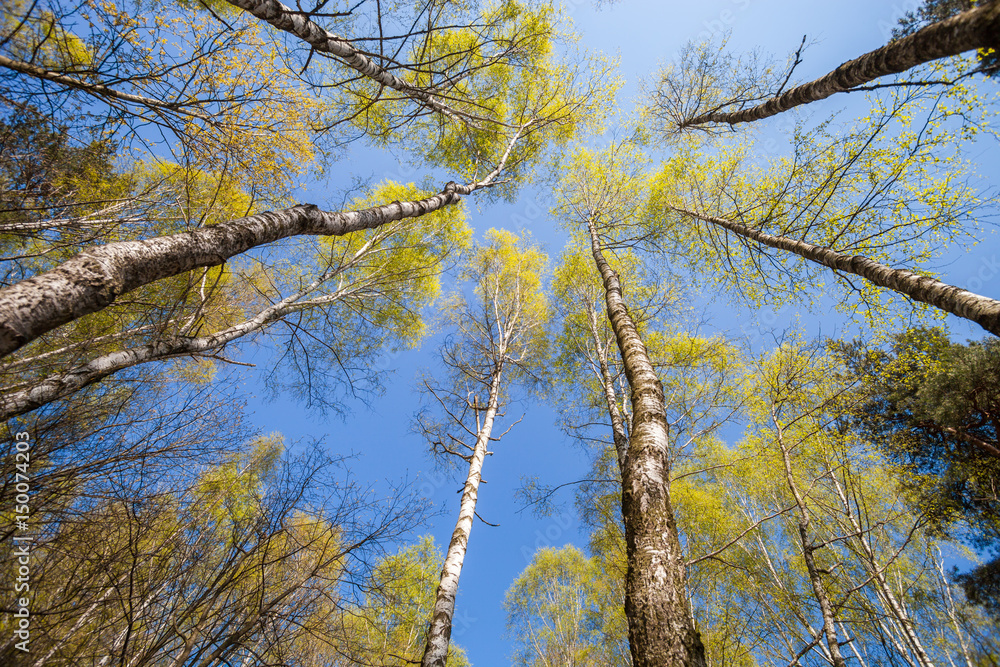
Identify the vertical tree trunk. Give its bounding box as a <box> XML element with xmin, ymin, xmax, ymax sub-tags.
<box><xmin>585</xmin><ymin>307</ymin><xmax>630</xmax><ymax>469</ymax></box>
<box><xmin>827</xmin><ymin>467</ymin><xmax>935</xmax><ymax>667</ymax></box>
<box><xmin>673</xmin><ymin>207</ymin><xmax>1000</xmax><ymax>337</ymax></box>
<box><xmin>421</xmin><ymin>373</ymin><xmax>502</xmax><ymax>667</ymax></box>
<box><xmin>680</xmin><ymin>2</ymin><xmax>1000</xmax><ymax>127</ymax></box>
<box><xmin>773</xmin><ymin>413</ymin><xmax>847</xmax><ymax>667</ymax></box>
<box><xmin>586</xmin><ymin>217</ymin><xmax>706</xmax><ymax>667</ymax></box>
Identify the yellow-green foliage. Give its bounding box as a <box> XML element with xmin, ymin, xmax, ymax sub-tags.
<box><xmin>649</xmin><ymin>83</ymin><xmax>987</xmax><ymax>337</ymax></box>
<box><xmin>659</xmin><ymin>339</ymin><xmax>972</xmax><ymax>667</ymax></box>
<box><xmin>129</xmin><ymin>160</ymin><xmax>257</xmax><ymax>229</ymax></box>
<box><xmin>554</xmin><ymin>140</ymin><xmax>652</xmax><ymax>231</ymax></box>
<box><xmin>336</xmin><ymin>537</ymin><xmax>471</xmax><ymax>667</ymax></box>
<box><xmin>195</xmin><ymin>433</ymin><xmax>284</xmax><ymax>527</ymax></box>
<box><xmin>505</xmin><ymin>545</ymin><xmax>630</xmax><ymax>667</ymax></box>
<box><xmin>13</xmin><ymin>0</ymin><xmax>321</xmax><ymax>201</ymax></box>
<box><xmin>449</xmin><ymin>228</ymin><xmax>551</xmax><ymax>378</ymax></box>
<box><xmin>351</xmin><ymin>0</ymin><xmax>617</xmax><ymax>198</ymax></box>
<box><xmin>317</xmin><ymin>180</ymin><xmax>472</xmax><ymax>350</ymax></box>
<box><xmin>2</xmin><ymin>2</ymin><xmax>93</xmax><ymax>68</ymax></box>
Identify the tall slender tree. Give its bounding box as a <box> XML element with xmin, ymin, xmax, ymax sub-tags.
<box><xmin>415</xmin><ymin>230</ymin><xmax>550</xmax><ymax>667</ymax></box>
<box><xmin>649</xmin><ymin>92</ymin><xmax>989</xmax><ymax>336</ymax></box>
<box><xmin>555</xmin><ymin>142</ymin><xmax>707</xmax><ymax>667</ymax></box>
<box><xmin>661</xmin><ymin>1</ymin><xmax>1000</xmax><ymax>129</ymax></box>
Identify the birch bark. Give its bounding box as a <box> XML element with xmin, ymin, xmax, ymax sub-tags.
<box><xmin>421</xmin><ymin>375</ymin><xmax>502</xmax><ymax>667</ymax></box>
<box><xmin>0</xmin><ymin>181</ymin><xmax>479</xmax><ymax>359</ymax></box>
<box><xmin>586</xmin><ymin>217</ymin><xmax>706</xmax><ymax>667</ymax></box>
<box><xmin>673</xmin><ymin>207</ymin><xmax>1000</xmax><ymax>337</ymax></box>
<box><xmin>585</xmin><ymin>306</ymin><xmax>630</xmax><ymax>469</ymax></box>
<box><xmin>680</xmin><ymin>2</ymin><xmax>1000</xmax><ymax>128</ymax></box>
<box><xmin>826</xmin><ymin>467</ymin><xmax>936</xmax><ymax>667</ymax></box>
<box><xmin>773</xmin><ymin>411</ymin><xmax>847</xmax><ymax>667</ymax></box>
<box><xmin>223</xmin><ymin>0</ymin><xmax>472</xmax><ymax>125</ymax></box>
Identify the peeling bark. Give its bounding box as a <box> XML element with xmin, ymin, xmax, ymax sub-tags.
<box><xmin>586</xmin><ymin>217</ymin><xmax>706</xmax><ymax>667</ymax></box>
<box><xmin>421</xmin><ymin>375</ymin><xmax>502</xmax><ymax>667</ymax></box>
<box><xmin>0</xmin><ymin>182</ymin><xmax>473</xmax><ymax>359</ymax></box>
<box><xmin>681</xmin><ymin>2</ymin><xmax>1000</xmax><ymax>127</ymax></box>
<box><xmin>674</xmin><ymin>207</ymin><xmax>1000</xmax><ymax>337</ymax></box>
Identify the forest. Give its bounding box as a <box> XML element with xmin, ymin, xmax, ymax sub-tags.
<box><xmin>1</xmin><ymin>0</ymin><xmax>999</xmax><ymax>664</ymax></box>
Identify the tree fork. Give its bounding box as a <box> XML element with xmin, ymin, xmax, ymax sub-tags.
<box><xmin>673</xmin><ymin>207</ymin><xmax>1000</xmax><ymax>337</ymax></box>
<box><xmin>681</xmin><ymin>1</ymin><xmax>1000</xmax><ymax>127</ymax></box>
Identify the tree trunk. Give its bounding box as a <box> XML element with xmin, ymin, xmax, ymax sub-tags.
<box><xmin>0</xmin><ymin>281</ymin><xmax>328</xmax><ymax>420</ymax></box>
<box><xmin>586</xmin><ymin>306</ymin><xmax>630</xmax><ymax>470</ymax></box>
<box><xmin>773</xmin><ymin>413</ymin><xmax>847</xmax><ymax>667</ymax></box>
<box><xmin>681</xmin><ymin>2</ymin><xmax>1000</xmax><ymax>127</ymax></box>
<box><xmin>421</xmin><ymin>373</ymin><xmax>502</xmax><ymax>667</ymax></box>
<box><xmin>223</xmin><ymin>0</ymin><xmax>469</xmax><ymax>125</ymax></box>
<box><xmin>674</xmin><ymin>207</ymin><xmax>1000</xmax><ymax>337</ymax></box>
<box><xmin>827</xmin><ymin>467</ymin><xmax>935</xmax><ymax>667</ymax></box>
<box><xmin>586</xmin><ymin>217</ymin><xmax>706</xmax><ymax>667</ymax></box>
<box><xmin>0</xmin><ymin>182</ymin><xmax>471</xmax><ymax>360</ymax></box>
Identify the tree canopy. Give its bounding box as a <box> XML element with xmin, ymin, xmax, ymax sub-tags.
<box><xmin>1</xmin><ymin>0</ymin><xmax>998</xmax><ymax>665</ymax></box>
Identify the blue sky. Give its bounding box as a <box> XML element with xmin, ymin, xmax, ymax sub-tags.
<box><xmin>242</xmin><ymin>1</ymin><xmax>1000</xmax><ymax>663</ymax></box>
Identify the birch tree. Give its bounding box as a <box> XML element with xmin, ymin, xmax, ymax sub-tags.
<box><xmin>652</xmin><ymin>340</ymin><xmax>991</xmax><ymax>667</ymax></box>
<box><xmin>415</xmin><ymin>229</ymin><xmax>550</xmax><ymax>667</ymax></box>
<box><xmin>649</xmin><ymin>89</ymin><xmax>993</xmax><ymax>336</ymax></box>
<box><xmin>655</xmin><ymin>1</ymin><xmax>1000</xmax><ymax>130</ymax></box>
<box><xmin>505</xmin><ymin>545</ymin><xmax>628</xmax><ymax>667</ymax></box>
<box><xmin>0</xmin><ymin>179</ymin><xmax>472</xmax><ymax>420</ymax></box>
<box><xmin>0</xmin><ymin>0</ymin><xmax>611</xmax><ymax>361</ymax></box>
<box><xmin>556</xmin><ymin>141</ymin><xmax>707</xmax><ymax>667</ymax></box>
<box><xmin>837</xmin><ymin>328</ymin><xmax>1000</xmax><ymax>617</ymax></box>
<box><xmin>544</xmin><ymin>239</ymin><xmax>740</xmax><ymax>666</ymax></box>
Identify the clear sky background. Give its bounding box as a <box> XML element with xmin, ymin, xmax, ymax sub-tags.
<box><xmin>240</xmin><ymin>1</ymin><xmax>1000</xmax><ymax>664</ymax></box>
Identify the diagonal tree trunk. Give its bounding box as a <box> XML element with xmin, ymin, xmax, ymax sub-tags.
<box><xmin>0</xmin><ymin>181</ymin><xmax>483</xmax><ymax>360</ymax></box>
<box><xmin>421</xmin><ymin>373</ymin><xmax>502</xmax><ymax>667</ymax></box>
<box><xmin>673</xmin><ymin>206</ymin><xmax>1000</xmax><ymax>337</ymax></box>
<box><xmin>224</xmin><ymin>0</ymin><xmax>473</xmax><ymax>126</ymax></box>
<box><xmin>586</xmin><ymin>216</ymin><xmax>706</xmax><ymax>667</ymax></box>
<box><xmin>680</xmin><ymin>1</ymin><xmax>1000</xmax><ymax>128</ymax></box>
<box><xmin>0</xmin><ymin>277</ymin><xmax>344</xmax><ymax>420</ymax></box>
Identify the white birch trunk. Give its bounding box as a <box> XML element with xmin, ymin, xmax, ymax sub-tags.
<box><xmin>420</xmin><ymin>373</ymin><xmax>502</xmax><ymax>667</ymax></box>
<box><xmin>827</xmin><ymin>468</ymin><xmax>936</xmax><ymax>667</ymax></box>
<box><xmin>773</xmin><ymin>411</ymin><xmax>847</xmax><ymax>667</ymax></box>
<box><xmin>674</xmin><ymin>207</ymin><xmax>1000</xmax><ymax>337</ymax></box>
<box><xmin>680</xmin><ymin>2</ymin><xmax>1000</xmax><ymax>127</ymax></box>
<box><xmin>223</xmin><ymin>0</ymin><xmax>472</xmax><ymax>125</ymax></box>
<box><xmin>0</xmin><ymin>182</ymin><xmax>473</xmax><ymax>359</ymax></box>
